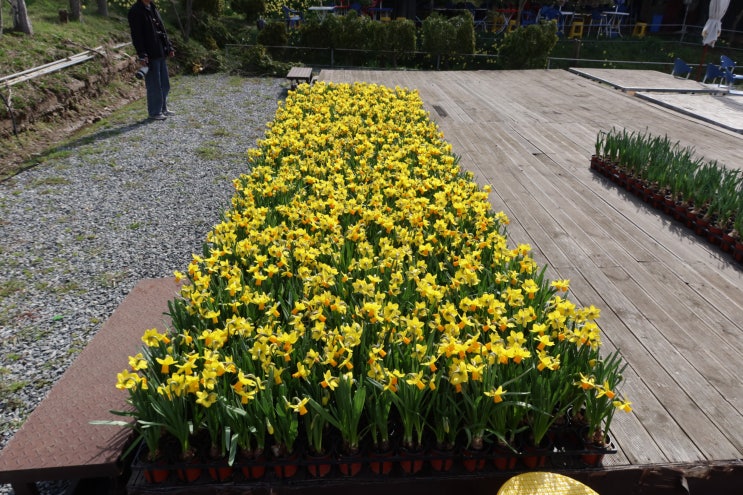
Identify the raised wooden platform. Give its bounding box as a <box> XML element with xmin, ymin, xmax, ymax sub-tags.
<box><xmin>287</xmin><ymin>67</ymin><xmax>313</xmax><ymax>90</ymax></box>
<box><xmin>567</xmin><ymin>68</ymin><xmax>728</xmax><ymax>94</ymax></box>
<box><xmin>568</xmin><ymin>68</ymin><xmax>743</xmax><ymax>134</ymax></box>
<box><xmin>317</xmin><ymin>69</ymin><xmax>743</xmax><ymax>493</ymax></box>
<box><xmin>0</xmin><ymin>278</ymin><xmax>179</xmax><ymax>495</ymax></box>
<box><xmin>635</xmin><ymin>91</ymin><xmax>743</xmax><ymax>134</ymax></box>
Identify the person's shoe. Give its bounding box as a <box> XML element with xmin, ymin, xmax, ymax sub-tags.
<box><xmin>148</xmin><ymin>114</ymin><xmax>166</xmax><ymax>121</ymax></box>
<box><xmin>162</xmin><ymin>110</ymin><xmax>176</xmax><ymax>116</ymax></box>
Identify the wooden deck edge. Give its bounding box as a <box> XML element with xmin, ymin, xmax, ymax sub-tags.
<box><xmin>566</xmin><ymin>67</ymin><xmax>727</xmax><ymax>95</ymax></box>
<box><xmin>0</xmin><ymin>278</ymin><xmax>180</xmax><ymax>486</ymax></box>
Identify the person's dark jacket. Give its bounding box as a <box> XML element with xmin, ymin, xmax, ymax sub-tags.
<box><xmin>128</xmin><ymin>0</ymin><xmax>172</xmax><ymax>61</ymax></box>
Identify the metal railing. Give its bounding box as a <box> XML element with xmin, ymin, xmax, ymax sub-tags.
<box><xmin>546</xmin><ymin>57</ymin><xmax>674</xmax><ymax>70</ymax></box>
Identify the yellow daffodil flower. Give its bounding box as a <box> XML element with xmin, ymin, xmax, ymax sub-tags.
<box><xmin>484</xmin><ymin>385</ymin><xmax>506</xmax><ymax>403</ymax></box>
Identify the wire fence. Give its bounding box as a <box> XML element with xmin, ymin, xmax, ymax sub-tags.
<box><xmin>224</xmin><ymin>44</ymin><xmax>500</xmax><ymax>71</ymax></box>
<box><xmin>225</xmin><ymin>39</ymin><xmax>743</xmax><ymax>74</ymax></box>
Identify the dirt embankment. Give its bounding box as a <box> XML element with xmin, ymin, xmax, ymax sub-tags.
<box><xmin>1</xmin><ymin>47</ymin><xmax>144</xmax><ymax>179</ymax></box>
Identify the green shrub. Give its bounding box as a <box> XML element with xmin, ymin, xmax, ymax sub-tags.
<box><xmin>172</xmin><ymin>36</ymin><xmax>225</xmax><ymax>74</ymax></box>
<box><xmin>330</xmin><ymin>11</ymin><xmax>375</xmax><ymax>66</ymax></box>
<box><xmin>377</xmin><ymin>18</ymin><xmax>416</xmax><ymax>67</ymax></box>
<box><xmin>299</xmin><ymin>18</ymin><xmax>334</xmax><ymax>48</ymax></box>
<box><xmin>264</xmin><ymin>0</ymin><xmax>312</xmax><ymax>17</ymax></box>
<box><xmin>421</xmin><ymin>13</ymin><xmax>474</xmax><ymax>69</ymax></box>
<box><xmin>497</xmin><ymin>21</ymin><xmax>558</xmax><ymax>70</ymax></box>
<box><xmin>231</xmin><ymin>0</ymin><xmax>266</xmax><ymax>22</ymax></box>
<box><xmin>257</xmin><ymin>20</ymin><xmax>289</xmax><ymax>58</ymax></box>
<box><xmin>297</xmin><ymin>18</ymin><xmax>334</xmax><ymax>65</ymax></box>
<box><xmin>450</xmin><ymin>12</ymin><xmax>475</xmax><ymax>55</ymax></box>
<box><xmin>421</xmin><ymin>13</ymin><xmax>456</xmax><ymax>57</ymax></box>
<box><xmin>191</xmin><ymin>14</ymin><xmax>237</xmax><ymax>49</ymax></box>
<box><xmin>258</xmin><ymin>20</ymin><xmax>288</xmax><ymax>46</ymax></box>
<box><xmin>229</xmin><ymin>44</ymin><xmax>290</xmax><ymax>76</ymax></box>
<box><xmin>192</xmin><ymin>0</ymin><xmax>225</xmax><ymax>16</ymax></box>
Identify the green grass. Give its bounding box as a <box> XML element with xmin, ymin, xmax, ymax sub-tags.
<box><xmin>0</xmin><ymin>0</ymin><xmax>131</xmax><ymax>74</ymax></box>
<box><xmin>0</xmin><ymin>279</ymin><xmax>24</xmax><ymax>298</ymax></box>
<box><xmin>53</xmin><ymin>281</ymin><xmax>83</xmax><ymax>294</ymax></box>
<box><xmin>31</xmin><ymin>176</ymin><xmax>72</xmax><ymax>187</ymax></box>
<box><xmin>195</xmin><ymin>141</ymin><xmax>225</xmax><ymax>160</ymax></box>
<box><xmin>212</xmin><ymin>127</ymin><xmax>232</xmax><ymax>137</ymax></box>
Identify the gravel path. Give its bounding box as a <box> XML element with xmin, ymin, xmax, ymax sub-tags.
<box><xmin>0</xmin><ymin>74</ymin><xmax>286</xmax><ymax>495</ymax></box>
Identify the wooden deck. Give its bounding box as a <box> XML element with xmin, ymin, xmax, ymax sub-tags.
<box><xmin>317</xmin><ymin>69</ymin><xmax>743</xmax><ymax>488</ymax></box>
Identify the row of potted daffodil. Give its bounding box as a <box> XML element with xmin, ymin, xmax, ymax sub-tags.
<box><xmin>592</xmin><ymin>128</ymin><xmax>743</xmax><ymax>260</ymax></box>
<box><xmin>116</xmin><ymin>82</ymin><xmax>632</xmax><ymax>480</ymax></box>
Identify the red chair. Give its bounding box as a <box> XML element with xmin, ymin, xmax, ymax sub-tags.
<box><xmin>334</xmin><ymin>0</ymin><xmax>350</xmax><ymax>15</ymax></box>
<box><xmin>365</xmin><ymin>0</ymin><xmax>392</xmax><ymax>20</ymax></box>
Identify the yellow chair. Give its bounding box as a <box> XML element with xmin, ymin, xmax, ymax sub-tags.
<box><xmin>507</xmin><ymin>19</ymin><xmax>518</xmax><ymax>33</ymax></box>
<box><xmin>632</xmin><ymin>22</ymin><xmax>647</xmax><ymax>38</ymax></box>
<box><xmin>497</xmin><ymin>472</ymin><xmax>599</xmax><ymax>495</ymax></box>
<box><xmin>568</xmin><ymin>20</ymin><xmax>584</xmax><ymax>39</ymax></box>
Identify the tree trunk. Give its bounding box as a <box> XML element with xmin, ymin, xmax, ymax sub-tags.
<box><xmin>97</xmin><ymin>0</ymin><xmax>108</xmax><ymax>17</ymax></box>
<box><xmin>184</xmin><ymin>0</ymin><xmax>193</xmax><ymax>42</ymax></box>
<box><xmin>12</xmin><ymin>0</ymin><xmax>34</xmax><ymax>35</ymax></box>
<box><xmin>516</xmin><ymin>0</ymin><xmax>527</xmax><ymax>29</ymax></box>
<box><xmin>69</xmin><ymin>0</ymin><xmax>82</xmax><ymax>21</ymax></box>
<box><xmin>168</xmin><ymin>0</ymin><xmax>187</xmax><ymax>41</ymax></box>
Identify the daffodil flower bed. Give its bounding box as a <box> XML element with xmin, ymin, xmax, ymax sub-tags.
<box><xmin>117</xmin><ymin>82</ymin><xmax>631</xmax><ymax>478</ymax></box>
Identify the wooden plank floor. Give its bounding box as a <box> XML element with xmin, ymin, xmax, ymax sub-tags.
<box><xmin>318</xmin><ymin>69</ymin><xmax>743</xmax><ymax>471</ymax></box>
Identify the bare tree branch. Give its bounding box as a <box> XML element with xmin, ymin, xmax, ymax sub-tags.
<box><xmin>0</xmin><ymin>86</ymin><xmax>21</xmax><ymax>140</ymax></box>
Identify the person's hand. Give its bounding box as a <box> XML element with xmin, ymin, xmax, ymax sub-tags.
<box><xmin>168</xmin><ymin>50</ymin><xmax>175</xmax><ymax>58</ymax></box>
<box><xmin>139</xmin><ymin>56</ymin><xmax>149</xmax><ymax>66</ymax></box>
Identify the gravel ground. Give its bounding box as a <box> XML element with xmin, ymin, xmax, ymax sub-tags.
<box><xmin>0</xmin><ymin>73</ymin><xmax>286</xmax><ymax>495</ymax></box>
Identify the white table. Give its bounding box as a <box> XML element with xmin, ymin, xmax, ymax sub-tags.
<box><xmin>602</xmin><ymin>11</ymin><xmax>629</xmax><ymax>37</ymax></box>
<box><xmin>558</xmin><ymin>10</ymin><xmax>574</xmax><ymax>34</ymax></box>
<box><xmin>308</xmin><ymin>6</ymin><xmax>335</xmax><ymax>20</ymax></box>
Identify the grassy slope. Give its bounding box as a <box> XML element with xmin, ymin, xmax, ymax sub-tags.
<box><xmin>0</xmin><ymin>0</ymin><xmax>139</xmax><ymax>178</ymax></box>
<box><xmin>1</xmin><ymin>0</ymin><xmax>132</xmax><ymax>73</ymax></box>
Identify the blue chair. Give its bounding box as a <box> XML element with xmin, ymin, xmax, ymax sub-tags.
<box><xmin>720</xmin><ymin>55</ymin><xmax>737</xmax><ymax>71</ymax></box>
<box><xmin>649</xmin><ymin>14</ymin><xmax>663</xmax><ymax>33</ymax></box>
<box><xmin>671</xmin><ymin>58</ymin><xmax>692</xmax><ymax>79</ymax></box>
<box><xmin>702</xmin><ymin>64</ymin><xmax>726</xmax><ymax>85</ymax></box>
<box><xmin>537</xmin><ymin>6</ymin><xmax>560</xmax><ymax>22</ymax></box>
<box><xmin>588</xmin><ymin>9</ymin><xmax>608</xmax><ymax>37</ymax></box>
<box><xmin>520</xmin><ymin>10</ymin><xmax>536</xmax><ymax>26</ymax></box>
<box><xmin>466</xmin><ymin>2</ymin><xmax>488</xmax><ymax>31</ymax></box>
<box><xmin>722</xmin><ymin>70</ymin><xmax>743</xmax><ymax>87</ymax></box>
<box><xmin>282</xmin><ymin>5</ymin><xmax>303</xmax><ymax>28</ymax></box>
<box><xmin>720</xmin><ymin>55</ymin><xmax>743</xmax><ymax>86</ymax></box>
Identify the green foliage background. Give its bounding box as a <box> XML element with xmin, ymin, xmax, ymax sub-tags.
<box><xmin>497</xmin><ymin>21</ymin><xmax>559</xmax><ymax>70</ymax></box>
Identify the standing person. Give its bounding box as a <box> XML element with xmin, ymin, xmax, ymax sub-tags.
<box><xmin>128</xmin><ymin>0</ymin><xmax>175</xmax><ymax>121</ymax></box>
